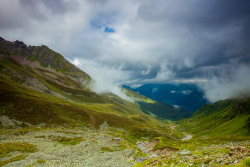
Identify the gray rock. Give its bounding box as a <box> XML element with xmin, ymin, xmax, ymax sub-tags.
<box><xmin>149</xmin><ymin>154</ymin><xmax>158</xmax><ymax>158</ymax></box>
<box><xmin>178</xmin><ymin>150</ymin><xmax>192</xmax><ymax>155</ymax></box>
<box><xmin>134</xmin><ymin>157</ymin><xmax>148</xmax><ymax>163</ymax></box>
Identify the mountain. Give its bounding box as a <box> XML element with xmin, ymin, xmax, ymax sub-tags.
<box><xmin>0</xmin><ymin>37</ymin><xmax>165</xmax><ymax>132</ymax></box>
<box><xmin>123</xmin><ymin>83</ymin><xmax>209</xmax><ymax>112</ymax></box>
<box><xmin>0</xmin><ymin>37</ymin><xmax>190</xmax><ymax>166</ymax></box>
<box><xmin>0</xmin><ymin>37</ymin><xmax>88</xmax><ymax>78</ymax></box>
<box><xmin>2</xmin><ymin>37</ymin><xmax>250</xmax><ymax>167</ymax></box>
<box><xmin>123</xmin><ymin>88</ymin><xmax>192</xmax><ymax>121</ymax></box>
<box><xmin>178</xmin><ymin>96</ymin><xmax>250</xmax><ymax>138</ymax></box>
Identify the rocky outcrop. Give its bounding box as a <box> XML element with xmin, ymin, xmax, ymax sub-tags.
<box><xmin>0</xmin><ymin>37</ymin><xmax>90</xmax><ymax>80</ymax></box>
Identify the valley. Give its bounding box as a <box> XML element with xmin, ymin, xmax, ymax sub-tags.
<box><xmin>1</xmin><ymin>38</ymin><xmax>250</xmax><ymax>167</ymax></box>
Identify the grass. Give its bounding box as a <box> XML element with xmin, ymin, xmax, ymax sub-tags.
<box><xmin>26</xmin><ymin>56</ymin><xmax>31</xmax><ymax>60</ymax></box>
<box><xmin>10</xmin><ymin>52</ymin><xmax>17</xmax><ymax>56</ymax></box>
<box><xmin>171</xmin><ymin>128</ymin><xmax>185</xmax><ymax>139</ymax></box>
<box><xmin>0</xmin><ymin>142</ymin><xmax>37</xmax><ymax>157</ymax></box>
<box><xmin>101</xmin><ymin>146</ymin><xmax>115</xmax><ymax>152</ymax></box>
<box><xmin>40</xmin><ymin>62</ymin><xmax>46</xmax><ymax>68</ymax></box>
<box><xmin>35</xmin><ymin>135</ymin><xmax>46</xmax><ymax>138</ymax></box>
<box><xmin>31</xmin><ymin>53</ymin><xmax>39</xmax><ymax>62</ymax></box>
<box><xmin>177</xmin><ymin>98</ymin><xmax>250</xmax><ymax>139</ymax></box>
<box><xmin>141</xmin><ymin>98</ymin><xmax>155</xmax><ymax>103</ymax></box>
<box><xmin>0</xmin><ymin>128</ymin><xmax>39</xmax><ymax>136</ymax></box>
<box><xmin>0</xmin><ymin>155</ymin><xmax>27</xmax><ymax>166</ymax></box>
<box><xmin>153</xmin><ymin>137</ymin><xmax>180</xmax><ymax>150</ymax></box>
<box><xmin>133</xmin><ymin>150</ymin><xmax>147</xmax><ymax>157</ymax></box>
<box><xmin>0</xmin><ymin>55</ymin><xmax>176</xmax><ymax>142</ymax></box>
<box><xmin>49</xmin><ymin>136</ymin><xmax>86</xmax><ymax>145</ymax></box>
<box><xmin>244</xmin><ymin>157</ymin><xmax>250</xmax><ymax>167</ymax></box>
<box><xmin>37</xmin><ymin>159</ymin><xmax>46</xmax><ymax>164</ymax></box>
<box><xmin>7</xmin><ymin>52</ymin><xmax>250</xmax><ymax>166</ymax></box>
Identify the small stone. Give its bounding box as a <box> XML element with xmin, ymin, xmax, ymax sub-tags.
<box><xmin>178</xmin><ymin>150</ymin><xmax>192</xmax><ymax>155</ymax></box>
<box><xmin>134</xmin><ymin>157</ymin><xmax>147</xmax><ymax>163</ymax></box>
<box><xmin>189</xmin><ymin>163</ymin><xmax>193</xmax><ymax>166</ymax></box>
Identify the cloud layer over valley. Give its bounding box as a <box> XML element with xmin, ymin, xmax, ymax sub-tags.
<box><xmin>1</xmin><ymin>0</ymin><xmax>250</xmax><ymax>102</ymax></box>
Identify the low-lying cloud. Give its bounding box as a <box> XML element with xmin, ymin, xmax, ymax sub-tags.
<box><xmin>71</xmin><ymin>58</ymin><xmax>133</xmax><ymax>101</ymax></box>
<box><xmin>197</xmin><ymin>64</ymin><xmax>250</xmax><ymax>102</ymax></box>
<box><xmin>170</xmin><ymin>90</ymin><xmax>193</xmax><ymax>95</ymax></box>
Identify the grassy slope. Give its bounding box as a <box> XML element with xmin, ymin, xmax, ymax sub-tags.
<box><xmin>177</xmin><ymin>98</ymin><xmax>250</xmax><ymax>138</ymax></box>
<box><xmin>0</xmin><ymin>55</ymin><xmax>184</xmax><ymax>142</ymax></box>
<box><xmin>123</xmin><ymin>88</ymin><xmax>192</xmax><ymax>120</ymax></box>
<box><xmin>133</xmin><ymin>98</ymin><xmax>250</xmax><ymax>167</ymax></box>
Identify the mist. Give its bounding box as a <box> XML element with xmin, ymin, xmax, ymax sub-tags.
<box><xmin>197</xmin><ymin>64</ymin><xmax>250</xmax><ymax>102</ymax></box>
<box><xmin>71</xmin><ymin>58</ymin><xmax>133</xmax><ymax>102</ymax></box>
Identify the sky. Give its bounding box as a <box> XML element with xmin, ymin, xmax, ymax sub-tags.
<box><xmin>1</xmin><ymin>0</ymin><xmax>250</xmax><ymax>103</ymax></box>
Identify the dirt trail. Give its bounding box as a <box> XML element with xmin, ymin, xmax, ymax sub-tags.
<box><xmin>170</xmin><ymin>124</ymin><xmax>193</xmax><ymax>140</ymax></box>
<box><xmin>181</xmin><ymin>133</ymin><xmax>193</xmax><ymax>140</ymax></box>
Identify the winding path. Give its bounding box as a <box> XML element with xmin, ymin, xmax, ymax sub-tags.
<box><xmin>181</xmin><ymin>133</ymin><xmax>193</xmax><ymax>140</ymax></box>
<box><xmin>170</xmin><ymin>125</ymin><xmax>193</xmax><ymax>140</ymax></box>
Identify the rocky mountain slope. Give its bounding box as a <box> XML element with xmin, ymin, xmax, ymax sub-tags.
<box><xmin>0</xmin><ymin>37</ymin><xmax>89</xmax><ymax>79</ymax></box>
<box><xmin>1</xmin><ymin>37</ymin><xmax>250</xmax><ymax>167</ymax></box>
<box><xmin>0</xmin><ymin>37</ymin><xmax>188</xmax><ymax>166</ymax></box>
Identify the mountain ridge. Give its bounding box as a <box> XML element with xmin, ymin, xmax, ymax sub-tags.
<box><xmin>0</xmin><ymin>37</ymin><xmax>89</xmax><ymax>80</ymax></box>
<box><xmin>178</xmin><ymin>95</ymin><xmax>250</xmax><ymax>138</ymax></box>
<box><xmin>2</xmin><ymin>37</ymin><xmax>250</xmax><ymax>166</ymax></box>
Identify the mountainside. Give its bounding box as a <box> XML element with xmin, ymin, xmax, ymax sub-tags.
<box><xmin>2</xmin><ymin>37</ymin><xmax>250</xmax><ymax>167</ymax></box>
<box><xmin>135</xmin><ymin>97</ymin><xmax>250</xmax><ymax>166</ymax></box>
<box><xmin>0</xmin><ymin>37</ymin><xmax>170</xmax><ymax>132</ymax></box>
<box><xmin>123</xmin><ymin>84</ymin><xmax>208</xmax><ymax>112</ymax></box>
<box><xmin>178</xmin><ymin>96</ymin><xmax>250</xmax><ymax>138</ymax></box>
<box><xmin>123</xmin><ymin>88</ymin><xmax>192</xmax><ymax>120</ymax></box>
<box><xmin>0</xmin><ymin>37</ymin><xmax>189</xmax><ymax>166</ymax></box>
<box><xmin>0</xmin><ymin>37</ymin><xmax>89</xmax><ymax>79</ymax></box>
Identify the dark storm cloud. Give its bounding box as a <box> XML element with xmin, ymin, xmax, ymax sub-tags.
<box><xmin>137</xmin><ymin>0</ymin><xmax>250</xmax><ymax>58</ymax></box>
<box><xmin>0</xmin><ymin>0</ymin><xmax>77</xmax><ymax>30</ymax></box>
<box><xmin>138</xmin><ymin>0</ymin><xmax>250</xmax><ymax>28</ymax></box>
<box><xmin>19</xmin><ymin>0</ymin><xmax>74</xmax><ymax>15</ymax></box>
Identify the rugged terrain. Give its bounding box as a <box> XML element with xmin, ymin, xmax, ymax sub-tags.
<box><xmin>0</xmin><ymin>38</ymin><xmax>186</xmax><ymax>166</ymax></box>
<box><xmin>1</xmin><ymin>38</ymin><xmax>250</xmax><ymax>167</ymax></box>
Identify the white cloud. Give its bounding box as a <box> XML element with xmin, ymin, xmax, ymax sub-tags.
<box><xmin>71</xmin><ymin>58</ymin><xmax>133</xmax><ymax>101</ymax></box>
<box><xmin>173</xmin><ymin>105</ymin><xmax>181</xmax><ymax>110</ymax></box>
<box><xmin>130</xmin><ymin>84</ymin><xmax>143</xmax><ymax>89</ymax></box>
<box><xmin>170</xmin><ymin>90</ymin><xmax>192</xmax><ymax>95</ymax></box>
<box><xmin>141</xmin><ymin>62</ymin><xmax>151</xmax><ymax>75</ymax></box>
<box><xmin>197</xmin><ymin>64</ymin><xmax>250</xmax><ymax>102</ymax></box>
<box><xmin>180</xmin><ymin>90</ymin><xmax>192</xmax><ymax>95</ymax></box>
<box><xmin>173</xmin><ymin>79</ymin><xmax>208</xmax><ymax>83</ymax></box>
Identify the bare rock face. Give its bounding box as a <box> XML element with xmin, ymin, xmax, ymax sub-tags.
<box><xmin>0</xmin><ymin>37</ymin><xmax>90</xmax><ymax>80</ymax></box>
